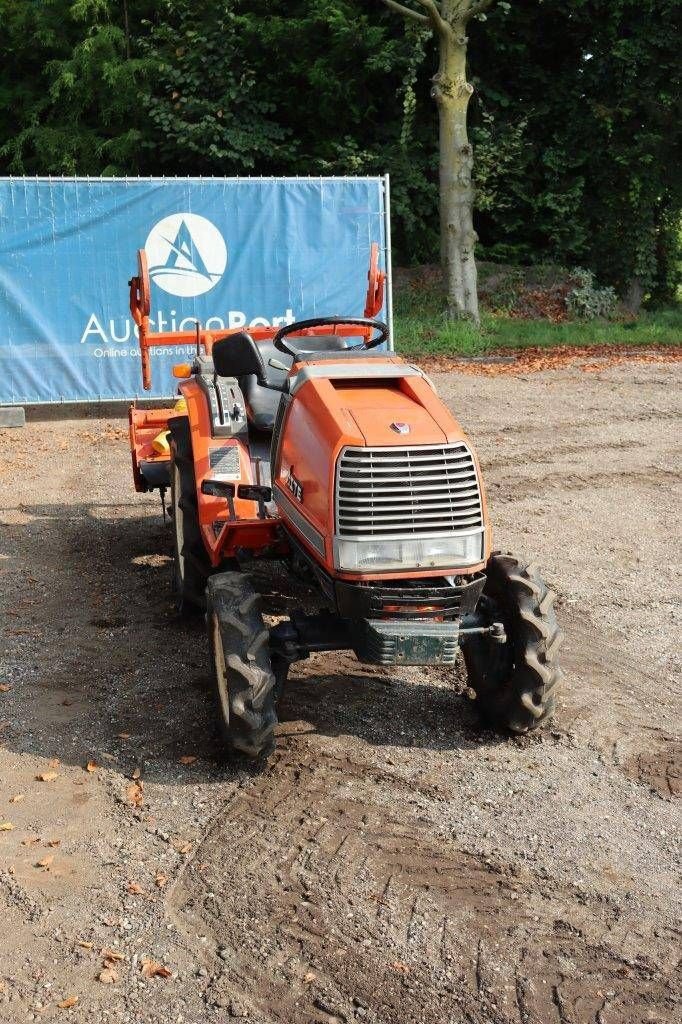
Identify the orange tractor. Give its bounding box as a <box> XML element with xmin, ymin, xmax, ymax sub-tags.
<box><xmin>128</xmin><ymin>246</ymin><xmax>562</xmax><ymax>759</ymax></box>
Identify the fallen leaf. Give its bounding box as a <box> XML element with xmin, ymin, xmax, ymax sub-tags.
<box><xmin>98</xmin><ymin>967</ymin><xmax>118</xmax><ymax>984</ymax></box>
<box><xmin>9</xmin><ymin>794</ymin><xmax>24</xmax><ymax>803</ymax></box>
<box><xmin>391</xmin><ymin>961</ymin><xmax>410</xmax><ymax>975</ymax></box>
<box><xmin>0</xmin><ymin>684</ymin><xmax>11</xmax><ymax>693</ymax></box>
<box><xmin>35</xmin><ymin>854</ymin><xmax>54</xmax><ymax>869</ymax></box>
<box><xmin>36</xmin><ymin>771</ymin><xmax>59</xmax><ymax>783</ymax></box>
<box><xmin>22</xmin><ymin>836</ymin><xmax>41</xmax><ymax>847</ymax></box>
<box><xmin>127</xmin><ymin>882</ymin><xmax>144</xmax><ymax>895</ymax></box>
<box><xmin>125</xmin><ymin>780</ymin><xmax>144</xmax><ymax>808</ymax></box>
<box><xmin>85</xmin><ymin>760</ymin><xmax>99</xmax><ymax>773</ymax></box>
<box><xmin>0</xmin><ymin>822</ymin><xmax>14</xmax><ymax>831</ymax></box>
<box><xmin>46</xmin><ymin>839</ymin><xmax>61</xmax><ymax>848</ymax></box>
<box><xmin>76</xmin><ymin>941</ymin><xmax>94</xmax><ymax>950</ymax></box>
<box><xmin>116</xmin><ymin>733</ymin><xmax>130</xmax><ymax>740</ymax></box>
<box><xmin>131</xmin><ymin>767</ymin><xmax>141</xmax><ymax>780</ymax></box>
<box><xmin>140</xmin><ymin>957</ymin><xmax>172</xmax><ymax>979</ymax></box>
<box><xmin>170</xmin><ymin>838</ymin><xmax>191</xmax><ymax>855</ymax></box>
<box><xmin>178</xmin><ymin>755</ymin><xmax>197</xmax><ymax>765</ymax></box>
<box><xmin>100</xmin><ymin>948</ymin><xmax>125</xmax><ymax>962</ymax></box>
<box><xmin>57</xmin><ymin>995</ymin><xmax>78</xmax><ymax>1009</ymax></box>
<box><xmin>61</xmin><ymin>699</ymin><xmax>73</xmax><ymax>706</ymax></box>
<box><xmin>154</xmin><ymin>873</ymin><xmax>167</xmax><ymax>889</ymax></box>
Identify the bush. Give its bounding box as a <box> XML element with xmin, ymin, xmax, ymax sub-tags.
<box><xmin>566</xmin><ymin>268</ymin><xmax>618</xmax><ymax>320</ymax></box>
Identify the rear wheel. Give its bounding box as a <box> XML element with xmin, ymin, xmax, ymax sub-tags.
<box><xmin>462</xmin><ymin>554</ymin><xmax>563</xmax><ymax>733</ymax></box>
<box><xmin>169</xmin><ymin>417</ymin><xmax>211</xmax><ymax>614</ymax></box>
<box><xmin>206</xmin><ymin>572</ymin><xmax>278</xmax><ymax>760</ymax></box>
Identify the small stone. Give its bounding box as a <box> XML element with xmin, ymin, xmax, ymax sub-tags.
<box><xmin>228</xmin><ymin>998</ymin><xmax>248</xmax><ymax>1017</ymax></box>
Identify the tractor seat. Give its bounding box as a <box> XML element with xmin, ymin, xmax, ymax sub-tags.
<box><xmin>238</xmin><ymin>335</ymin><xmax>354</xmax><ymax>432</ymax></box>
<box><xmin>238</xmin><ymin>339</ymin><xmax>292</xmax><ymax>431</ymax></box>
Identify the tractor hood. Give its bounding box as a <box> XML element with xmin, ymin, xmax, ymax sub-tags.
<box><xmin>272</xmin><ymin>356</ymin><xmax>490</xmax><ymax>579</ymax></box>
<box><xmin>345</xmin><ymin>390</ymin><xmax>450</xmax><ymax>446</ymax></box>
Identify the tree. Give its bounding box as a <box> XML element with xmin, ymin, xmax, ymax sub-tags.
<box><xmin>471</xmin><ymin>0</ymin><xmax>682</xmax><ymax>307</ymax></box>
<box><xmin>382</xmin><ymin>1</ymin><xmax>497</xmax><ymax>323</ymax></box>
<box><xmin>139</xmin><ymin>1</ymin><xmax>289</xmax><ymax>174</ymax></box>
<box><xmin>0</xmin><ymin>0</ymin><xmax>153</xmax><ymax>175</ymax></box>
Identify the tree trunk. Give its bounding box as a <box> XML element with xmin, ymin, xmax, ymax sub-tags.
<box><xmin>623</xmin><ymin>277</ymin><xmax>644</xmax><ymax>315</ymax></box>
<box><xmin>434</xmin><ymin>23</ymin><xmax>479</xmax><ymax>323</ymax></box>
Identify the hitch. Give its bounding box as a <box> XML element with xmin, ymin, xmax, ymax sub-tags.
<box><xmin>457</xmin><ymin>621</ymin><xmax>507</xmax><ymax>644</ymax></box>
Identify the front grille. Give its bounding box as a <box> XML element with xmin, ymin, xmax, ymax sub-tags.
<box><xmin>335</xmin><ymin>573</ymin><xmax>486</xmax><ymax>620</ymax></box>
<box><xmin>335</xmin><ymin>444</ymin><xmax>483</xmax><ymax>537</ymax></box>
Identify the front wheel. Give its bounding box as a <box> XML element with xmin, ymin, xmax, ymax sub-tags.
<box><xmin>462</xmin><ymin>554</ymin><xmax>563</xmax><ymax>733</ymax></box>
<box><xmin>206</xmin><ymin>572</ymin><xmax>278</xmax><ymax>760</ymax></box>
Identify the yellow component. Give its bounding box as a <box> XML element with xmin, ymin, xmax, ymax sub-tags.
<box><xmin>173</xmin><ymin>397</ymin><xmax>187</xmax><ymax>413</ymax></box>
<box><xmin>152</xmin><ymin>430</ymin><xmax>171</xmax><ymax>455</ymax></box>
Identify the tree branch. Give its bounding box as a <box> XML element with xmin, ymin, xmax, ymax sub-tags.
<box><xmin>465</xmin><ymin>0</ymin><xmax>495</xmax><ymax>20</ymax></box>
<box><xmin>381</xmin><ymin>0</ymin><xmax>429</xmax><ymax>25</ymax></box>
<box><xmin>414</xmin><ymin>0</ymin><xmax>451</xmax><ymax>35</ymax></box>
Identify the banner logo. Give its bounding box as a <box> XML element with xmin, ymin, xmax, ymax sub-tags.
<box><xmin>145</xmin><ymin>213</ymin><xmax>228</xmax><ymax>297</ymax></box>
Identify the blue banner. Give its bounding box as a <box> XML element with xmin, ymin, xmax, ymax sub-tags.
<box><xmin>0</xmin><ymin>177</ymin><xmax>389</xmax><ymax>404</ymax></box>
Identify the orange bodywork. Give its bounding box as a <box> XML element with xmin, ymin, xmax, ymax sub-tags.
<box><xmin>127</xmin><ymin>244</ymin><xmax>489</xmax><ymax>580</ymax></box>
<box><xmin>272</xmin><ymin>356</ymin><xmax>491</xmax><ymax>581</ymax></box>
<box><xmin>129</xmin><ymin>405</ymin><xmax>175</xmax><ymax>491</ymax></box>
<box><xmin>177</xmin><ymin>376</ymin><xmax>285</xmax><ymax>566</ymax></box>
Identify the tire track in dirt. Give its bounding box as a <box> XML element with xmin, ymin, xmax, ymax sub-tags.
<box><xmin>170</xmin><ymin>731</ymin><xmax>680</xmax><ymax>1024</ymax></box>
<box><xmin>621</xmin><ymin>741</ymin><xmax>682</xmax><ymax>800</ymax></box>
<box><xmin>554</xmin><ymin>617</ymin><xmax>682</xmax><ymax>800</ymax></box>
<box><xmin>480</xmin><ymin>437</ymin><xmax>650</xmax><ymax>472</ymax></box>
<box><xmin>473</xmin><ymin>405</ymin><xmax>682</xmax><ymax>442</ymax></box>
<box><xmin>489</xmin><ymin>466</ymin><xmax>679</xmax><ymax>504</ymax></box>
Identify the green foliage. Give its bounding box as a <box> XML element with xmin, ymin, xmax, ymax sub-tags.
<box><xmin>565</xmin><ymin>269</ymin><xmax>617</xmax><ymax>321</ymax></box>
<box><xmin>0</xmin><ymin>0</ymin><xmax>152</xmax><ymax>174</ymax></box>
<box><xmin>138</xmin><ymin>1</ymin><xmax>288</xmax><ymax>173</ymax></box>
<box><xmin>394</xmin><ymin>301</ymin><xmax>682</xmax><ymax>358</ymax></box>
<box><xmin>0</xmin><ymin>0</ymin><xmax>679</xmax><ymax>305</ymax></box>
<box><xmin>471</xmin><ymin>0</ymin><xmax>682</xmax><ymax>301</ymax></box>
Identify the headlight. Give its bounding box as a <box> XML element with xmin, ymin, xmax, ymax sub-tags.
<box><xmin>335</xmin><ymin>532</ymin><xmax>484</xmax><ymax>572</ymax></box>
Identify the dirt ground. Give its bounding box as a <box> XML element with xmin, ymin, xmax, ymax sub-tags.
<box><xmin>0</xmin><ymin>356</ymin><xmax>680</xmax><ymax>1024</ymax></box>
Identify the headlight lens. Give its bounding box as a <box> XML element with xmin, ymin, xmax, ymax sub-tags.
<box><xmin>335</xmin><ymin>532</ymin><xmax>483</xmax><ymax>572</ymax></box>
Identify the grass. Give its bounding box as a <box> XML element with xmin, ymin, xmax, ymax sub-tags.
<box><xmin>393</xmin><ymin>289</ymin><xmax>682</xmax><ymax>358</ymax></box>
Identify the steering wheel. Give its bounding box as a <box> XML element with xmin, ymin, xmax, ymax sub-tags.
<box><xmin>273</xmin><ymin>317</ymin><xmax>389</xmax><ymax>358</ymax></box>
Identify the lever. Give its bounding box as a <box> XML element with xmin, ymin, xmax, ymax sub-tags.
<box><xmin>237</xmin><ymin>484</ymin><xmax>272</xmax><ymax>520</ymax></box>
<box><xmin>201</xmin><ymin>479</ymin><xmax>236</xmax><ymax>519</ymax></box>
<box><xmin>268</xmin><ymin>357</ymin><xmax>290</xmax><ymax>372</ymax></box>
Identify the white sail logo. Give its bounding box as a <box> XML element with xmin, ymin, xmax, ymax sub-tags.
<box><xmin>145</xmin><ymin>213</ymin><xmax>228</xmax><ymax>297</ymax></box>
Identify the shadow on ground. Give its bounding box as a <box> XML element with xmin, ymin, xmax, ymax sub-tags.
<box><xmin>0</xmin><ymin>500</ymin><xmax>516</xmax><ymax>786</ymax></box>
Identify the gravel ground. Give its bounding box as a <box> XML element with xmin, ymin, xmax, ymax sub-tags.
<box><xmin>0</xmin><ymin>358</ymin><xmax>680</xmax><ymax>1024</ymax></box>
